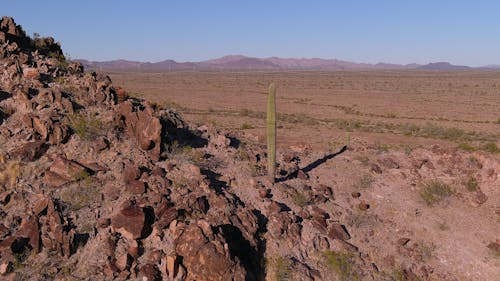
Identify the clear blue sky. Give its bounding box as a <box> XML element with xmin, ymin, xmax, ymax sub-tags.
<box><xmin>3</xmin><ymin>1</ymin><xmax>499</xmax><ymax>66</ymax></box>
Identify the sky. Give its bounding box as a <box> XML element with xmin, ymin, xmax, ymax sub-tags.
<box><xmin>3</xmin><ymin>1</ymin><xmax>500</xmax><ymax>66</ymax></box>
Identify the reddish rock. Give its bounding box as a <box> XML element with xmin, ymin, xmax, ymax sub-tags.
<box><xmin>103</xmin><ymin>183</ymin><xmax>121</xmax><ymax>200</ymax></box>
<box><xmin>138</xmin><ymin>264</ymin><xmax>162</xmax><ymax>281</ymax></box>
<box><xmin>151</xmin><ymin>166</ymin><xmax>165</xmax><ymax>177</ymax></box>
<box><xmin>22</xmin><ymin>67</ymin><xmax>39</xmax><ymax>80</ymax></box>
<box><xmin>358</xmin><ymin>201</ymin><xmax>370</xmax><ymax>211</ymax></box>
<box><xmin>48</xmin><ymin>123</ymin><xmax>69</xmax><ymax>145</ymax></box>
<box><xmin>123</xmin><ymin>161</ymin><xmax>141</xmax><ymax>184</ymax></box>
<box><xmin>155</xmin><ymin>204</ymin><xmax>177</xmax><ymax>230</ymax></box>
<box><xmin>313</xmin><ymin>184</ymin><xmax>333</xmax><ymax>199</ymax></box>
<box><xmin>311</xmin><ymin>216</ymin><xmax>328</xmax><ymax>234</ymax></box>
<box><xmin>194</xmin><ymin>196</ymin><xmax>209</xmax><ymax>214</ymax></box>
<box><xmin>328</xmin><ymin>223</ymin><xmax>350</xmax><ymax>241</ymax></box>
<box><xmin>0</xmin><ymin>224</ymin><xmax>9</xmax><ymax>239</ymax></box>
<box><xmin>49</xmin><ymin>156</ymin><xmax>86</xmax><ymax>180</ymax></box>
<box><xmin>127</xmin><ymin>240</ymin><xmax>140</xmax><ymax>259</ymax></box>
<box><xmin>43</xmin><ymin>171</ymin><xmax>70</xmax><ymax>187</ymax></box>
<box><xmin>32</xmin><ymin>116</ymin><xmax>48</xmax><ymax>139</ymax></box>
<box><xmin>97</xmin><ymin>218</ymin><xmax>111</xmax><ymax>229</ymax></box>
<box><xmin>8</xmin><ymin>140</ymin><xmax>45</xmax><ymax>161</ymax></box>
<box><xmin>259</xmin><ymin>188</ymin><xmax>270</xmax><ymax>198</ymax></box>
<box><xmin>17</xmin><ymin>216</ymin><xmax>40</xmax><ymax>253</ymax></box>
<box><xmin>297</xmin><ymin>169</ymin><xmax>309</xmax><ymax>180</ymax></box>
<box><xmin>330</xmin><ymin>239</ymin><xmax>359</xmax><ymax>253</ymax></box>
<box><xmin>44</xmin><ymin>156</ymin><xmax>87</xmax><ymax>187</ymax></box>
<box><xmin>116</xmin><ymin>101</ymin><xmax>163</xmax><ymax>160</ymax></box>
<box><xmin>466</xmin><ymin>190</ymin><xmax>488</xmax><ymax>207</ymax></box>
<box><xmin>38</xmin><ymin>200</ymin><xmax>75</xmax><ymax>257</ymax></box>
<box><xmin>94</xmin><ymin>136</ymin><xmax>109</xmax><ymax>151</ymax></box>
<box><xmin>268</xmin><ymin>201</ymin><xmax>283</xmax><ymax>214</ymax></box>
<box><xmin>111</xmin><ymin>202</ymin><xmax>147</xmax><ymax>240</ymax></box>
<box><xmin>175</xmin><ymin>224</ymin><xmax>242</xmax><ymax>281</ymax></box>
<box><xmin>125</xmin><ymin>180</ymin><xmax>146</xmax><ymax>194</ymax></box>
<box><xmin>115</xmin><ymin>86</ymin><xmax>127</xmax><ymax>102</ymax></box>
<box><xmin>77</xmin><ymin>160</ymin><xmax>107</xmax><ymax>173</ymax></box>
<box><xmin>487</xmin><ymin>241</ymin><xmax>500</xmax><ymax>254</ymax></box>
<box><xmin>397</xmin><ymin>237</ymin><xmax>411</xmax><ymax>246</ymax></box>
<box><xmin>370</xmin><ymin>163</ymin><xmax>383</xmax><ymax>174</ymax></box>
<box><xmin>351</xmin><ymin>191</ymin><xmax>361</xmax><ymax>198</ymax></box>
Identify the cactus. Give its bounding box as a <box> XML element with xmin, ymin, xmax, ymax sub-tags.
<box><xmin>267</xmin><ymin>83</ymin><xmax>276</xmax><ymax>182</ymax></box>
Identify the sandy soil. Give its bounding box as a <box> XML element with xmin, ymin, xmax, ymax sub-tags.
<box><xmin>108</xmin><ymin>70</ymin><xmax>500</xmax><ymax>152</ymax></box>
<box><xmin>106</xmin><ymin>70</ymin><xmax>499</xmax><ymax>281</ymax></box>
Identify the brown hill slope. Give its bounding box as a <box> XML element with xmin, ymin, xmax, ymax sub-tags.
<box><xmin>0</xmin><ymin>16</ymin><xmax>498</xmax><ymax>281</ymax></box>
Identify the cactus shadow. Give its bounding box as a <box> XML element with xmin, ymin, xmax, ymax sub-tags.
<box><xmin>276</xmin><ymin>145</ymin><xmax>347</xmax><ymax>182</ymax></box>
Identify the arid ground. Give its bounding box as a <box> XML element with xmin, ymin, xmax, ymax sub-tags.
<box><xmin>108</xmin><ymin>70</ymin><xmax>500</xmax><ymax>152</ymax></box>
<box><xmin>1</xmin><ymin>15</ymin><xmax>498</xmax><ymax>281</ymax></box>
<box><xmin>107</xmin><ymin>70</ymin><xmax>500</xmax><ymax>280</ymax></box>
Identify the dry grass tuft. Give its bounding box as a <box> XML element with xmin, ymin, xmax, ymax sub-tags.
<box><xmin>419</xmin><ymin>180</ymin><xmax>454</xmax><ymax>206</ymax></box>
<box><xmin>0</xmin><ymin>154</ymin><xmax>21</xmax><ymax>187</ymax></box>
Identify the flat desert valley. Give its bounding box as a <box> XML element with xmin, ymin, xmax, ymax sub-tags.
<box><xmin>109</xmin><ymin>70</ymin><xmax>500</xmax><ymax>151</ymax></box>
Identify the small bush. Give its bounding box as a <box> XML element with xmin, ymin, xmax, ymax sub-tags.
<box><xmin>288</xmin><ymin>189</ymin><xmax>310</xmax><ymax>207</ymax></box>
<box><xmin>0</xmin><ymin>155</ymin><xmax>21</xmax><ymax>187</ymax></box>
<box><xmin>241</xmin><ymin>123</ymin><xmax>254</xmax><ymax>130</ymax></box>
<box><xmin>268</xmin><ymin>257</ymin><xmax>292</xmax><ymax>281</ymax></box>
<box><xmin>356</xmin><ymin>174</ymin><xmax>374</xmax><ymax>189</ymax></box>
<box><xmin>67</xmin><ymin>113</ymin><xmax>103</xmax><ymax>141</ymax></box>
<box><xmin>323</xmin><ymin>251</ymin><xmax>358</xmax><ymax>281</ymax></box>
<box><xmin>457</xmin><ymin>142</ymin><xmax>476</xmax><ymax>152</ymax></box>
<box><xmin>481</xmin><ymin>142</ymin><xmax>500</xmax><ymax>154</ymax></box>
<box><xmin>465</xmin><ymin>176</ymin><xmax>478</xmax><ymax>192</ymax></box>
<box><xmin>419</xmin><ymin>180</ymin><xmax>454</xmax><ymax>206</ymax></box>
<box><xmin>60</xmin><ymin>184</ymin><xmax>97</xmax><ymax>211</ymax></box>
<box><xmin>391</xmin><ymin>268</ymin><xmax>422</xmax><ymax>281</ymax></box>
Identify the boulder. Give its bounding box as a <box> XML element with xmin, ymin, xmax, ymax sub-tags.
<box><xmin>116</xmin><ymin>101</ymin><xmax>163</xmax><ymax>160</ymax></box>
<box><xmin>155</xmin><ymin>204</ymin><xmax>177</xmax><ymax>230</ymax></box>
<box><xmin>16</xmin><ymin>216</ymin><xmax>41</xmax><ymax>253</ymax></box>
<box><xmin>8</xmin><ymin>140</ymin><xmax>45</xmax><ymax>161</ymax></box>
<box><xmin>138</xmin><ymin>264</ymin><xmax>162</xmax><ymax>281</ymax></box>
<box><xmin>175</xmin><ymin>223</ymin><xmax>245</xmax><ymax>281</ymax></box>
<box><xmin>22</xmin><ymin>67</ymin><xmax>39</xmax><ymax>80</ymax></box>
<box><xmin>328</xmin><ymin>223</ymin><xmax>350</xmax><ymax>241</ymax></box>
<box><xmin>43</xmin><ymin>156</ymin><xmax>87</xmax><ymax>187</ymax></box>
<box><xmin>111</xmin><ymin>202</ymin><xmax>148</xmax><ymax>240</ymax></box>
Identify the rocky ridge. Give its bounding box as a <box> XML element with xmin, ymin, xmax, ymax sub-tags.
<box><xmin>0</xmin><ymin>16</ymin><xmax>498</xmax><ymax>281</ymax></box>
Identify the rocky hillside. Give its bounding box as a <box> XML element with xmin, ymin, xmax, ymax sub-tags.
<box><xmin>0</xmin><ymin>16</ymin><xmax>499</xmax><ymax>281</ymax></box>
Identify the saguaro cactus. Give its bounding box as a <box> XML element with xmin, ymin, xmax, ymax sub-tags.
<box><xmin>267</xmin><ymin>83</ymin><xmax>276</xmax><ymax>182</ymax></box>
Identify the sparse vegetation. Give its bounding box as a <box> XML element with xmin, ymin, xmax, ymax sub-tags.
<box><xmin>356</xmin><ymin>174</ymin><xmax>374</xmax><ymax>189</ymax></box>
<box><xmin>482</xmin><ymin>142</ymin><xmax>500</xmax><ymax>154</ymax></box>
<box><xmin>73</xmin><ymin>169</ymin><xmax>92</xmax><ymax>187</ymax></box>
<box><xmin>0</xmin><ymin>154</ymin><xmax>21</xmax><ymax>188</ymax></box>
<box><xmin>288</xmin><ymin>189</ymin><xmax>310</xmax><ymax>207</ymax></box>
<box><xmin>323</xmin><ymin>250</ymin><xmax>358</xmax><ymax>281</ymax></box>
<box><xmin>457</xmin><ymin>142</ymin><xmax>476</xmax><ymax>152</ymax></box>
<box><xmin>60</xmin><ymin>183</ymin><xmax>98</xmax><ymax>211</ymax></box>
<box><xmin>268</xmin><ymin>257</ymin><xmax>292</xmax><ymax>281</ymax></box>
<box><xmin>419</xmin><ymin>180</ymin><xmax>454</xmax><ymax>206</ymax></box>
<box><xmin>415</xmin><ymin>242</ymin><xmax>436</xmax><ymax>261</ymax></box>
<box><xmin>66</xmin><ymin>113</ymin><xmax>103</xmax><ymax>141</ymax></box>
<box><xmin>465</xmin><ymin>176</ymin><xmax>478</xmax><ymax>192</ymax></box>
<box><xmin>241</xmin><ymin>123</ymin><xmax>254</xmax><ymax>129</ymax></box>
<box><xmin>391</xmin><ymin>268</ymin><xmax>422</xmax><ymax>281</ymax></box>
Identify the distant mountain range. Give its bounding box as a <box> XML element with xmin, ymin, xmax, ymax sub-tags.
<box><xmin>77</xmin><ymin>55</ymin><xmax>494</xmax><ymax>71</ymax></box>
